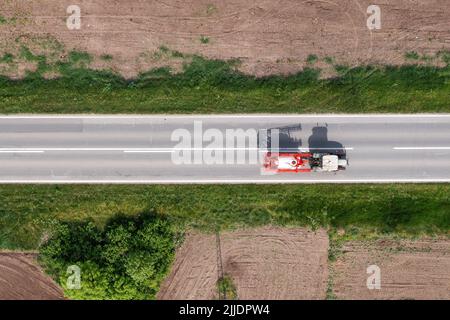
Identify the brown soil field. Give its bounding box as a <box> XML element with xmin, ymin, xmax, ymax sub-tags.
<box><xmin>1</xmin><ymin>0</ymin><xmax>449</xmax><ymax>78</ymax></box>
<box><xmin>0</xmin><ymin>252</ymin><xmax>64</xmax><ymax>300</ymax></box>
<box><xmin>157</xmin><ymin>227</ymin><xmax>329</xmax><ymax>300</ymax></box>
<box><xmin>332</xmin><ymin>238</ymin><xmax>450</xmax><ymax>300</ymax></box>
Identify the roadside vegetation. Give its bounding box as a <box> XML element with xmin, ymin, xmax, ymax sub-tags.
<box><xmin>1</xmin><ymin>184</ymin><xmax>448</xmax><ymax>250</ymax></box>
<box><xmin>0</xmin><ymin>48</ymin><xmax>449</xmax><ymax>113</ymax></box>
<box><xmin>3</xmin><ymin>183</ymin><xmax>446</xmax><ymax>299</ymax></box>
<box><xmin>39</xmin><ymin>211</ymin><xmax>176</xmax><ymax>299</ymax></box>
<box><xmin>217</xmin><ymin>275</ymin><xmax>238</xmax><ymax>300</ymax></box>
<box><xmin>0</xmin><ymin>15</ymin><xmax>16</xmax><ymax>25</ymax></box>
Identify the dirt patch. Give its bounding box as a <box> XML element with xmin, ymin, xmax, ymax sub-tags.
<box><xmin>332</xmin><ymin>238</ymin><xmax>450</xmax><ymax>300</ymax></box>
<box><xmin>0</xmin><ymin>0</ymin><xmax>449</xmax><ymax>78</ymax></box>
<box><xmin>0</xmin><ymin>252</ymin><xmax>64</xmax><ymax>300</ymax></box>
<box><xmin>157</xmin><ymin>227</ymin><xmax>329</xmax><ymax>300</ymax></box>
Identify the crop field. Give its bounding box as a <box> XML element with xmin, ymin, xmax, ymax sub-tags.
<box><xmin>158</xmin><ymin>227</ymin><xmax>329</xmax><ymax>300</ymax></box>
<box><xmin>1</xmin><ymin>0</ymin><xmax>449</xmax><ymax>78</ymax></box>
<box><xmin>0</xmin><ymin>252</ymin><xmax>64</xmax><ymax>300</ymax></box>
<box><xmin>332</xmin><ymin>238</ymin><xmax>450</xmax><ymax>300</ymax></box>
<box><xmin>0</xmin><ymin>1</ymin><xmax>449</xmax><ymax>114</ymax></box>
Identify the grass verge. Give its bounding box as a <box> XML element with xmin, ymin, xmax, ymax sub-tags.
<box><xmin>0</xmin><ymin>55</ymin><xmax>449</xmax><ymax>113</ymax></box>
<box><xmin>1</xmin><ymin>184</ymin><xmax>448</xmax><ymax>250</ymax></box>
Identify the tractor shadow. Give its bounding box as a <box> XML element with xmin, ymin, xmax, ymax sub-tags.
<box><xmin>260</xmin><ymin>124</ymin><xmax>303</xmax><ymax>152</ymax></box>
<box><xmin>308</xmin><ymin>126</ymin><xmax>347</xmax><ymax>158</ymax></box>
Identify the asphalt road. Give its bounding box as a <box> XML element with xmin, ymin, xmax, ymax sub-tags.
<box><xmin>0</xmin><ymin>115</ymin><xmax>449</xmax><ymax>183</ymax></box>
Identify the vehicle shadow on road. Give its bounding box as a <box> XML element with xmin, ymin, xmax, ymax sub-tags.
<box><xmin>259</xmin><ymin>124</ymin><xmax>303</xmax><ymax>152</ymax></box>
<box><xmin>308</xmin><ymin>126</ymin><xmax>347</xmax><ymax>158</ymax></box>
<box><xmin>278</xmin><ymin>124</ymin><xmax>303</xmax><ymax>152</ymax></box>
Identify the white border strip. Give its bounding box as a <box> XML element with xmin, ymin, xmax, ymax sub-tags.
<box><xmin>0</xmin><ymin>151</ymin><xmax>44</xmax><ymax>153</ymax></box>
<box><xmin>0</xmin><ymin>147</ymin><xmax>354</xmax><ymax>152</ymax></box>
<box><xmin>0</xmin><ymin>114</ymin><xmax>450</xmax><ymax>119</ymax></box>
<box><xmin>394</xmin><ymin>147</ymin><xmax>450</xmax><ymax>150</ymax></box>
<box><xmin>0</xmin><ymin>179</ymin><xmax>449</xmax><ymax>184</ymax></box>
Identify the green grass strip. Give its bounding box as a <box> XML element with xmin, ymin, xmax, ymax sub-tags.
<box><xmin>1</xmin><ymin>184</ymin><xmax>448</xmax><ymax>249</ymax></box>
<box><xmin>0</xmin><ymin>56</ymin><xmax>449</xmax><ymax>113</ymax></box>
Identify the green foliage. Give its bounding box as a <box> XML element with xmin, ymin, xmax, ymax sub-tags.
<box><xmin>1</xmin><ymin>184</ymin><xmax>449</xmax><ymax>250</ymax></box>
<box><xmin>200</xmin><ymin>36</ymin><xmax>210</xmax><ymax>44</ymax></box>
<box><xmin>100</xmin><ymin>54</ymin><xmax>113</xmax><ymax>61</ymax></box>
<box><xmin>0</xmin><ymin>15</ymin><xmax>16</xmax><ymax>25</ymax></box>
<box><xmin>58</xmin><ymin>65</ymin><xmax>125</xmax><ymax>89</ymax></box>
<box><xmin>68</xmin><ymin>50</ymin><xmax>92</xmax><ymax>66</ymax></box>
<box><xmin>420</xmin><ymin>54</ymin><xmax>434</xmax><ymax>62</ymax></box>
<box><xmin>437</xmin><ymin>50</ymin><xmax>450</xmax><ymax>65</ymax></box>
<box><xmin>306</xmin><ymin>54</ymin><xmax>318</xmax><ymax>64</ymax></box>
<box><xmin>217</xmin><ymin>276</ymin><xmax>238</xmax><ymax>300</ymax></box>
<box><xmin>39</xmin><ymin>211</ymin><xmax>175</xmax><ymax>299</ymax></box>
<box><xmin>17</xmin><ymin>46</ymin><xmax>50</xmax><ymax>76</ymax></box>
<box><xmin>405</xmin><ymin>51</ymin><xmax>420</xmax><ymax>60</ymax></box>
<box><xmin>20</xmin><ymin>46</ymin><xmax>38</xmax><ymax>61</ymax></box>
<box><xmin>136</xmin><ymin>66</ymin><xmax>172</xmax><ymax>84</ymax></box>
<box><xmin>158</xmin><ymin>45</ymin><xmax>170</xmax><ymax>53</ymax></box>
<box><xmin>171</xmin><ymin>50</ymin><xmax>184</xmax><ymax>58</ymax></box>
<box><xmin>1</xmin><ymin>54</ymin><xmax>447</xmax><ymax>113</ymax></box>
<box><xmin>324</xmin><ymin>56</ymin><xmax>334</xmax><ymax>64</ymax></box>
<box><xmin>0</xmin><ymin>53</ymin><xmax>14</xmax><ymax>64</ymax></box>
<box><xmin>326</xmin><ymin>276</ymin><xmax>337</xmax><ymax>300</ymax></box>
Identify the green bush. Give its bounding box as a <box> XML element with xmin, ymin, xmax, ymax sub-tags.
<box><xmin>200</xmin><ymin>36</ymin><xmax>210</xmax><ymax>44</ymax></box>
<box><xmin>68</xmin><ymin>50</ymin><xmax>92</xmax><ymax>65</ymax></box>
<box><xmin>0</xmin><ymin>53</ymin><xmax>14</xmax><ymax>64</ymax></box>
<box><xmin>437</xmin><ymin>50</ymin><xmax>450</xmax><ymax>65</ymax></box>
<box><xmin>171</xmin><ymin>50</ymin><xmax>184</xmax><ymax>58</ymax></box>
<box><xmin>217</xmin><ymin>275</ymin><xmax>238</xmax><ymax>300</ymax></box>
<box><xmin>306</xmin><ymin>54</ymin><xmax>318</xmax><ymax>64</ymax></box>
<box><xmin>405</xmin><ymin>51</ymin><xmax>420</xmax><ymax>60</ymax></box>
<box><xmin>100</xmin><ymin>54</ymin><xmax>113</xmax><ymax>61</ymax></box>
<box><xmin>39</xmin><ymin>211</ymin><xmax>176</xmax><ymax>299</ymax></box>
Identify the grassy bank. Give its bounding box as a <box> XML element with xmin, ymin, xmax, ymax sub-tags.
<box><xmin>1</xmin><ymin>184</ymin><xmax>448</xmax><ymax>250</ymax></box>
<box><xmin>0</xmin><ymin>53</ymin><xmax>449</xmax><ymax>113</ymax></box>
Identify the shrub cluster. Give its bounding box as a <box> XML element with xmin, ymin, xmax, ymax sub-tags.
<box><xmin>39</xmin><ymin>212</ymin><xmax>176</xmax><ymax>299</ymax></box>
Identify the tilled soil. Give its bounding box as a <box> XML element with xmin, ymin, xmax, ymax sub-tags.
<box><xmin>332</xmin><ymin>238</ymin><xmax>450</xmax><ymax>300</ymax></box>
<box><xmin>0</xmin><ymin>252</ymin><xmax>64</xmax><ymax>300</ymax></box>
<box><xmin>1</xmin><ymin>0</ymin><xmax>449</xmax><ymax>78</ymax></box>
<box><xmin>157</xmin><ymin>227</ymin><xmax>329</xmax><ymax>300</ymax></box>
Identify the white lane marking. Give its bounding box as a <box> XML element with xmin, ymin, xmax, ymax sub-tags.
<box><xmin>125</xmin><ymin>147</ymin><xmax>354</xmax><ymax>153</ymax></box>
<box><xmin>394</xmin><ymin>147</ymin><xmax>450</xmax><ymax>150</ymax></box>
<box><xmin>0</xmin><ymin>147</ymin><xmax>354</xmax><ymax>153</ymax></box>
<box><xmin>0</xmin><ymin>150</ymin><xmax>45</xmax><ymax>153</ymax></box>
<box><xmin>0</xmin><ymin>179</ymin><xmax>449</xmax><ymax>184</ymax></box>
<box><xmin>0</xmin><ymin>114</ymin><xmax>450</xmax><ymax>119</ymax></box>
<box><xmin>125</xmin><ymin>148</ymin><xmax>260</xmax><ymax>153</ymax></box>
<box><xmin>0</xmin><ymin>148</ymin><xmax>128</xmax><ymax>152</ymax></box>
<box><xmin>124</xmin><ymin>150</ymin><xmax>174</xmax><ymax>153</ymax></box>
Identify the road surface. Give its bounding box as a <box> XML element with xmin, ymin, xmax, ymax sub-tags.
<box><xmin>0</xmin><ymin>114</ymin><xmax>449</xmax><ymax>183</ymax></box>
